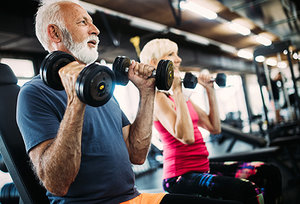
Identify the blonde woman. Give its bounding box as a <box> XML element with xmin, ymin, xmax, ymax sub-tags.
<box><xmin>140</xmin><ymin>38</ymin><xmax>282</xmax><ymax>204</ymax></box>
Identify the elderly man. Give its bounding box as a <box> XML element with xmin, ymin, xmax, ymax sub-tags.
<box><xmin>17</xmin><ymin>1</ymin><xmax>241</xmax><ymax>203</ymax></box>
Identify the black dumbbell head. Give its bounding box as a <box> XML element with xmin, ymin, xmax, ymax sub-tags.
<box><xmin>183</xmin><ymin>72</ymin><xmax>197</xmax><ymax>89</ymax></box>
<box><xmin>215</xmin><ymin>73</ymin><xmax>226</xmax><ymax>87</ymax></box>
<box><xmin>156</xmin><ymin>60</ymin><xmax>174</xmax><ymax>90</ymax></box>
<box><xmin>113</xmin><ymin>56</ymin><xmax>130</xmax><ymax>86</ymax></box>
<box><xmin>40</xmin><ymin>51</ymin><xmax>76</xmax><ymax>90</ymax></box>
<box><xmin>75</xmin><ymin>63</ymin><xmax>115</xmax><ymax>107</ymax></box>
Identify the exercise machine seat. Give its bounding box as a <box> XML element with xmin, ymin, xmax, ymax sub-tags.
<box><xmin>221</xmin><ymin>123</ymin><xmax>267</xmax><ymax>147</ymax></box>
<box><xmin>0</xmin><ymin>63</ymin><xmax>49</xmax><ymax>204</ymax></box>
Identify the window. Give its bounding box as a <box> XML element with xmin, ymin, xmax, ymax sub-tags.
<box><xmin>0</xmin><ymin>58</ymin><xmax>35</xmax><ymax>86</ymax></box>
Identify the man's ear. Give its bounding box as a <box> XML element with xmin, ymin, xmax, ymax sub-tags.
<box><xmin>47</xmin><ymin>24</ymin><xmax>62</xmax><ymax>43</ymax></box>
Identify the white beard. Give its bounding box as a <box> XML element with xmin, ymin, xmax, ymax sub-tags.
<box><xmin>63</xmin><ymin>31</ymin><xmax>99</xmax><ymax>64</ymax></box>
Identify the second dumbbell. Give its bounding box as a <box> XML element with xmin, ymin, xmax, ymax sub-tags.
<box><xmin>112</xmin><ymin>56</ymin><xmax>174</xmax><ymax>90</ymax></box>
<box><xmin>183</xmin><ymin>72</ymin><xmax>227</xmax><ymax>89</ymax></box>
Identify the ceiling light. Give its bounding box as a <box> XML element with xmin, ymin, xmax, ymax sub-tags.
<box><xmin>266</xmin><ymin>58</ymin><xmax>277</xmax><ymax>66</ymax></box>
<box><xmin>255</xmin><ymin>35</ymin><xmax>272</xmax><ymax>46</ymax></box>
<box><xmin>185</xmin><ymin>33</ymin><xmax>210</xmax><ymax>45</ymax></box>
<box><xmin>228</xmin><ymin>22</ymin><xmax>251</xmax><ymax>36</ymax></box>
<box><xmin>169</xmin><ymin>28</ymin><xmax>183</xmax><ymax>35</ymax></box>
<box><xmin>277</xmin><ymin>61</ymin><xmax>287</xmax><ymax>68</ymax></box>
<box><xmin>100</xmin><ymin>59</ymin><xmax>107</xmax><ymax>65</ymax></box>
<box><xmin>293</xmin><ymin>53</ymin><xmax>299</xmax><ymax>59</ymax></box>
<box><xmin>180</xmin><ymin>1</ymin><xmax>217</xmax><ymax>20</ymax></box>
<box><xmin>130</xmin><ymin>18</ymin><xmax>167</xmax><ymax>32</ymax></box>
<box><xmin>237</xmin><ymin>50</ymin><xmax>253</xmax><ymax>59</ymax></box>
<box><xmin>255</xmin><ymin>55</ymin><xmax>265</xmax><ymax>62</ymax></box>
<box><xmin>220</xmin><ymin>44</ymin><xmax>236</xmax><ymax>53</ymax></box>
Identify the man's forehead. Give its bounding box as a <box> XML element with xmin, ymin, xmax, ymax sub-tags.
<box><xmin>60</xmin><ymin>2</ymin><xmax>91</xmax><ymax>20</ymax></box>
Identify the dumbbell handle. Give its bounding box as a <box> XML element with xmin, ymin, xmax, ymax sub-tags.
<box><xmin>181</xmin><ymin>77</ymin><xmax>215</xmax><ymax>82</ymax></box>
<box><xmin>123</xmin><ymin>65</ymin><xmax>157</xmax><ymax>78</ymax></box>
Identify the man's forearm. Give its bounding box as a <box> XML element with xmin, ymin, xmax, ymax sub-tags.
<box><xmin>127</xmin><ymin>91</ymin><xmax>155</xmax><ymax>164</ymax></box>
<box><xmin>37</xmin><ymin>102</ymin><xmax>85</xmax><ymax>196</ymax></box>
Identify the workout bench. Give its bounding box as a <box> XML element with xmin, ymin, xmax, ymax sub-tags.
<box><xmin>0</xmin><ymin>63</ymin><xmax>49</xmax><ymax>204</ymax></box>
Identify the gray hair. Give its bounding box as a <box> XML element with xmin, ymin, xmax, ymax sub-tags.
<box><xmin>140</xmin><ymin>38</ymin><xmax>178</xmax><ymax>64</ymax></box>
<box><xmin>35</xmin><ymin>0</ymin><xmax>80</xmax><ymax>51</ymax></box>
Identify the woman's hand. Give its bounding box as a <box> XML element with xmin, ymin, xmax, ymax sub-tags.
<box><xmin>197</xmin><ymin>73</ymin><xmax>214</xmax><ymax>89</ymax></box>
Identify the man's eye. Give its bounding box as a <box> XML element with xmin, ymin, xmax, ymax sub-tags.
<box><xmin>80</xmin><ymin>20</ymin><xmax>87</xmax><ymax>24</ymax></box>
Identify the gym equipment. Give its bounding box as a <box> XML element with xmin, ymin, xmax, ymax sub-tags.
<box><xmin>254</xmin><ymin>40</ymin><xmax>300</xmax><ymax>125</ymax></box>
<box><xmin>220</xmin><ymin>123</ymin><xmax>267</xmax><ymax>152</ymax></box>
<box><xmin>215</xmin><ymin>73</ymin><xmax>227</xmax><ymax>87</ymax></box>
<box><xmin>0</xmin><ymin>63</ymin><xmax>49</xmax><ymax>203</ymax></box>
<box><xmin>112</xmin><ymin>56</ymin><xmax>174</xmax><ymax>90</ymax></box>
<box><xmin>183</xmin><ymin>72</ymin><xmax>198</xmax><ymax>89</ymax></box>
<box><xmin>0</xmin><ymin>183</ymin><xmax>19</xmax><ymax>204</ymax></box>
<box><xmin>0</xmin><ymin>154</ymin><xmax>8</xmax><ymax>172</ymax></box>
<box><xmin>183</xmin><ymin>72</ymin><xmax>227</xmax><ymax>89</ymax></box>
<box><xmin>40</xmin><ymin>51</ymin><xmax>115</xmax><ymax>107</ymax></box>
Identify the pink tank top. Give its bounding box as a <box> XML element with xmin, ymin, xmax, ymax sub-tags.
<box><xmin>153</xmin><ymin>96</ymin><xmax>209</xmax><ymax>179</ymax></box>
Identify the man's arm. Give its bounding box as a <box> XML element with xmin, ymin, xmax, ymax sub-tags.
<box><xmin>29</xmin><ymin>62</ymin><xmax>86</xmax><ymax>196</ymax></box>
<box><xmin>122</xmin><ymin>61</ymin><xmax>156</xmax><ymax>165</ymax></box>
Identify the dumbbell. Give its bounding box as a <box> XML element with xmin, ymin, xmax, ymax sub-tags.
<box><xmin>112</xmin><ymin>56</ymin><xmax>174</xmax><ymax>90</ymax></box>
<box><xmin>183</xmin><ymin>72</ymin><xmax>227</xmax><ymax>89</ymax></box>
<box><xmin>40</xmin><ymin>51</ymin><xmax>115</xmax><ymax>107</ymax></box>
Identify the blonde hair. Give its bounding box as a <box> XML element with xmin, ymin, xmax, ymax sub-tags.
<box><xmin>35</xmin><ymin>0</ymin><xmax>80</xmax><ymax>51</ymax></box>
<box><xmin>140</xmin><ymin>38</ymin><xmax>178</xmax><ymax>64</ymax></box>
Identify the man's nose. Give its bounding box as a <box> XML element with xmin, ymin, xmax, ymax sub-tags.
<box><xmin>90</xmin><ymin>23</ymin><xmax>100</xmax><ymax>36</ymax></box>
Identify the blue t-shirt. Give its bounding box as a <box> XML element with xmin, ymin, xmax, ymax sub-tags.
<box><xmin>17</xmin><ymin>75</ymin><xmax>140</xmax><ymax>203</ymax></box>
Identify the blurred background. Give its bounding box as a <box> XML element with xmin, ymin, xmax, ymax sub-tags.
<box><xmin>0</xmin><ymin>0</ymin><xmax>299</xmax><ymax>203</ymax></box>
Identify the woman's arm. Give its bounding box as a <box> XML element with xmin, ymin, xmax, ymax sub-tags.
<box><xmin>154</xmin><ymin>72</ymin><xmax>194</xmax><ymax>144</ymax></box>
<box><xmin>191</xmin><ymin>73</ymin><xmax>221</xmax><ymax>134</ymax></box>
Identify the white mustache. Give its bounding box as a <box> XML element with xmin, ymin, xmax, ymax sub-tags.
<box><xmin>86</xmin><ymin>35</ymin><xmax>100</xmax><ymax>46</ymax></box>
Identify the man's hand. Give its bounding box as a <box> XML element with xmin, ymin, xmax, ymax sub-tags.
<box><xmin>58</xmin><ymin>61</ymin><xmax>86</xmax><ymax>104</ymax></box>
<box><xmin>127</xmin><ymin>61</ymin><xmax>156</xmax><ymax>92</ymax></box>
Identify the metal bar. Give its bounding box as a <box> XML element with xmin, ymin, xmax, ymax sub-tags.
<box><xmin>254</xmin><ymin>40</ymin><xmax>291</xmax><ymax>57</ymax></box>
<box><xmin>254</xmin><ymin>62</ymin><xmax>270</xmax><ymax>127</ymax></box>
<box><xmin>286</xmin><ymin>50</ymin><xmax>300</xmax><ymax>119</ymax></box>
<box><xmin>226</xmin><ymin>138</ymin><xmax>237</xmax><ymax>153</ymax></box>
<box><xmin>241</xmin><ymin>74</ymin><xmax>253</xmax><ymax>133</ymax></box>
<box><xmin>264</xmin><ymin>16</ymin><xmax>297</xmax><ymax>29</ymax></box>
<box><xmin>263</xmin><ymin>61</ymin><xmax>277</xmax><ymax>124</ymax></box>
<box><xmin>232</xmin><ymin>0</ymin><xmax>269</xmax><ymax>11</ymax></box>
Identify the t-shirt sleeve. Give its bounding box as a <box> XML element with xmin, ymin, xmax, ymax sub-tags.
<box><xmin>111</xmin><ymin>96</ymin><xmax>131</xmax><ymax>127</ymax></box>
<box><xmin>121</xmin><ymin>110</ymin><xmax>130</xmax><ymax>127</ymax></box>
<box><xmin>17</xmin><ymin>84</ymin><xmax>61</xmax><ymax>153</ymax></box>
